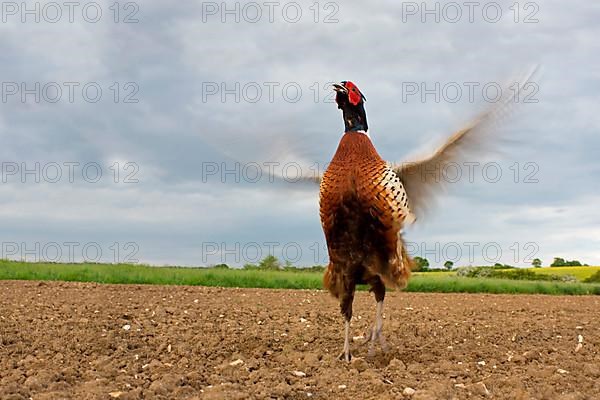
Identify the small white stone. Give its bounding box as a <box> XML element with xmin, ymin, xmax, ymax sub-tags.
<box><xmin>403</xmin><ymin>387</ymin><xmax>416</xmax><ymax>396</ymax></box>
<box><xmin>477</xmin><ymin>360</ymin><xmax>486</xmax><ymax>366</ymax></box>
<box><xmin>292</xmin><ymin>370</ymin><xmax>307</xmax><ymax>377</ymax></box>
<box><xmin>229</xmin><ymin>359</ymin><xmax>244</xmax><ymax>367</ymax></box>
<box><xmin>578</xmin><ymin>334</ymin><xmax>584</xmax><ymax>343</ymax></box>
<box><xmin>167</xmin><ymin>344</ymin><xmax>172</xmax><ymax>353</ymax></box>
<box><xmin>557</xmin><ymin>368</ymin><xmax>569</xmax><ymax>374</ymax></box>
<box><xmin>122</xmin><ymin>324</ymin><xmax>131</xmax><ymax>331</ymax></box>
<box><xmin>300</xmin><ymin>317</ymin><xmax>308</xmax><ymax>323</ymax></box>
<box><xmin>474</xmin><ymin>382</ymin><xmax>490</xmax><ymax>396</ymax></box>
<box><xmin>338</xmin><ymin>384</ymin><xmax>347</xmax><ymax>390</ymax></box>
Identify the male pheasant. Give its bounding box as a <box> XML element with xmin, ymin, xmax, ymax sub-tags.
<box><xmin>319</xmin><ymin>77</ymin><xmax>533</xmax><ymax>361</ymax></box>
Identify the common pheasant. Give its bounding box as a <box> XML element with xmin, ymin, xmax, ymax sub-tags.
<box><xmin>318</xmin><ymin>77</ymin><xmax>534</xmax><ymax>361</ymax></box>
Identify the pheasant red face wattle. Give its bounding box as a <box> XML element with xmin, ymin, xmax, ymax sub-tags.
<box><xmin>343</xmin><ymin>81</ymin><xmax>363</xmax><ymax>106</ymax></box>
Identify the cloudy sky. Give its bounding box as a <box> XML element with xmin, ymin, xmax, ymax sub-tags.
<box><xmin>0</xmin><ymin>0</ymin><xmax>598</xmax><ymax>267</ymax></box>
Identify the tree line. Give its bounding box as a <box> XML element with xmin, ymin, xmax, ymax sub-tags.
<box><xmin>208</xmin><ymin>255</ymin><xmax>590</xmax><ymax>271</ymax></box>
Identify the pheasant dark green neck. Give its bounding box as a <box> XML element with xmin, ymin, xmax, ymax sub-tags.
<box><xmin>335</xmin><ymin>88</ymin><xmax>368</xmax><ymax>133</ymax></box>
<box><xmin>341</xmin><ymin>102</ymin><xmax>368</xmax><ymax>132</ymax></box>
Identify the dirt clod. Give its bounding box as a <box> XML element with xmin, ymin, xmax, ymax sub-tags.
<box><xmin>351</xmin><ymin>357</ymin><xmax>369</xmax><ymax>372</ymax></box>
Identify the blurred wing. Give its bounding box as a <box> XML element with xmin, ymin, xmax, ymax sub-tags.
<box><xmin>202</xmin><ymin>128</ymin><xmax>324</xmax><ymax>186</ymax></box>
<box><xmin>262</xmin><ymin>138</ymin><xmax>324</xmax><ymax>185</ymax></box>
<box><xmin>268</xmin><ymin>170</ymin><xmax>322</xmax><ymax>185</ymax></box>
<box><xmin>392</xmin><ymin>67</ymin><xmax>539</xmax><ymax>220</ymax></box>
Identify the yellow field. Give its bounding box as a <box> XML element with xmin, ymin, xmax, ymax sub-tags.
<box><xmin>414</xmin><ymin>267</ymin><xmax>600</xmax><ymax>282</ymax></box>
<box><xmin>527</xmin><ymin>266</ymin><xmax>600</xmax><ymax>281</ymax></box>
<box><xmin>413</xmin><ymin>270</ymin><xmax>455</xmax><ymax>277</ymax></box>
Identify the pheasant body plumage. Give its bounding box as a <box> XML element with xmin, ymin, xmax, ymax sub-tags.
<box><xmin>320</xmin><ymin>131</ymin><xmax>413</xmax><ymax>300</ymax></box>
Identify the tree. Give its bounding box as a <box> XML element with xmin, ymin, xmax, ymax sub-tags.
<box><xmin>551</xmin><ymin>257</ymin><xmax>566</xmax><ymax>267</ymax></box>
<box><xmin>532</xmin><ymin>258</ymin><xmax>542</xmax><ymax>268</ymax></box>
<box><xmin>444</xmin><ymin>261</ymin><xmax>454</xmax><ymax>270</ymax></box>
<box><xmin>258</xmin><ymin>255</ymin><xmax>282</xmax><ymax>270</ymax></box>
<box><xmin>551</xmin><ymin>257</ymin><xmax>583</xmax><ymax>267</ymax></box>
<box><xmin>413</xmin><ymin>256</ymin><xmax>430</xmax><ymax>271</ymax></box>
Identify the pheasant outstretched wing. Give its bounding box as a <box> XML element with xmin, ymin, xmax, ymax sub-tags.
<box><xmin>392</xmin><ymin>68</ymin><xmax>539</xmax><ymax>220</ymax></box>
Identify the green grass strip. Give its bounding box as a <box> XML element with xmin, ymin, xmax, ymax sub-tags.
<box><xmin>1</xmin><ymin>260</ymin><xmax>599</xmax><ymax>295</ymax></box>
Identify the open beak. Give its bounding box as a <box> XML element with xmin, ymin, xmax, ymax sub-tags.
<box><xmin>332</xmin><ymin>83</ymin><xmax>348</xmax><ymax>94</ymax></box>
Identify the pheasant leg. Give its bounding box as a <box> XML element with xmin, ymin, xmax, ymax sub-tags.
<box><xmin>337</xmin><ymin>320</ymin><xmax>352</xmax><ymax>361</ymax></box>
<box><xmin>366</xmin><ymin>300</ymin><xmax>389</xmax><ymax>357</ymax></box>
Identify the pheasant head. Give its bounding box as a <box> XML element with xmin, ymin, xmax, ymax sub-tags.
<box><xmin>333</xmin><ymin>81</ymin><xmax>368</xmax><ymax>133</ymax></box>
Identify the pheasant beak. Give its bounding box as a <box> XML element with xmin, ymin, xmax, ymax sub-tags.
<box><xmin>332</xmin><ymin>83</ymin><xmax>348</xmax><ymax>94</ymax></box>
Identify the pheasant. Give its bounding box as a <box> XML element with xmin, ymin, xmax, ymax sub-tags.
<box><xmin>318</xmin><ymin>77</ymin><xmax>534</xmax><ymax>361</ymax></box>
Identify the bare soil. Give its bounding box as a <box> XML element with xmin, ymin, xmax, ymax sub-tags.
<box><xmin>0</xmin><ymin>281</ymin><xmax>599</xmax><ymax>400</ymax></box>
